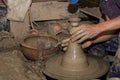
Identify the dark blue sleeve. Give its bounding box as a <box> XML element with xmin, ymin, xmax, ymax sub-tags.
<box><xmin>99</xmin><ymin>0</ymin><xmax>120</xmax><ymax>19</ymax></box>
<box><xmin>116</xmin><ymin>0</ymin><xmax>120</xmax><ymax>8</ymax></box>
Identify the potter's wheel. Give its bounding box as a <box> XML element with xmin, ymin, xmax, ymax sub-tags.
<box><xmin>43</xmin><ymin>17</ymin><xmax>109</xmax><ymax>80</ymax></box>
<box><xmin>43</xmin><ymin>42</ymin><xmax>109</xmax><ymax>80</ymax></box>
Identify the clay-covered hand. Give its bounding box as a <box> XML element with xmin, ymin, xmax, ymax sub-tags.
<box><xmin>61</xmin><ymin>38</ymin><xmax>70</xmax><ymax>51</ymax></box>
<box><xmin>70</xmin><ymin>24</ymin><xmax>102</xmax><ymax>43</ymax></box>
<box><xmin>61</xmin><ymin>38</ymin><xmax>93</xmax><ymax>51</ymax></box>
<box><xmin>81</xmin><ymin>41</ymin><xmax>93</xmax><ymax>48</ymax></box>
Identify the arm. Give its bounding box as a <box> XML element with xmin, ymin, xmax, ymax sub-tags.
<box><xmin>81</xmin><ymin>30</ymin><xmax>118</xmax><ymax>48</ymax></box>
<box><xmin>92</xmin><ymin>30</ymin><xmax>118</xmax><ymax>44</ymax></box>
<box><xmin>71</xmin><ymin>16</ymin><xmax>120</xmax><ymax>44</ymax></box>
<box><xmin>98</xmin><ymin>16</ymin><xmax>120</xmax><ymax>32</ymax></box>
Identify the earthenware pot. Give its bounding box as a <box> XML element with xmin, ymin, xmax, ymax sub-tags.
<box><xmin>20</xmin><ymin>33</ymin><xmax>59</xmax><ymax>60</ymax></box>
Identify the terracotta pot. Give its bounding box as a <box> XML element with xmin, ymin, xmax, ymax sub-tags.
<box><xmin>42</xmin><ymin>46</ymin><xmax>59</xmax><ymax>60</ymax></box>
<box><xmin>20</xmin><ymin>33</ymin><xmax>59</xmax><ymax>60</ymax></box>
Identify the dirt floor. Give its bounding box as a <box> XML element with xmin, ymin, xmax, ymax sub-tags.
<box><xmin>0</xmin><ymin>31</ymin><xmax>47</xmax><ymax>80</ymax></box>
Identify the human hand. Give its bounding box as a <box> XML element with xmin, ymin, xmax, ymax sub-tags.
<box><xmin>70</xmin><ymin>24</ymin><xmax>102</xmax><ymax>43</ymax></box>
<box><xmin>61</xmin><ymin>38</ymin><xmax>70</xmax><ymax>51</ymax></box>
<box><xmin>61</xmin><ymin>38</ymin><xmax>93</xmax><ymax>51</ymax></box>
<box><xmin>81</xmin><ymin>41</ymin><xmax>93</xmax><ymax>48</ymax></box>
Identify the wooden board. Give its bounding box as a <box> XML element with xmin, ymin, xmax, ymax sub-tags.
<box><xmin>31</xmin><ymin>2</ymin><xmax>72</xmax><ymax>21</ymax></box>
<box><xmin>10</xmin><ymin>13</ymin><xmax>30</xmax><ymax>40</ymax></box>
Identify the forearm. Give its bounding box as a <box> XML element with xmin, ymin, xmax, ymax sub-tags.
<box><xmin>92</xmin><ymin>30</ymin><xmax>118</xmax><ymax>44</ymax></box>
<box><xmin>92</xmin><ymin>34</ymin><xmax>117</xmax><ymax>44</ymax></box>
<box><xmin>98</xmin><ymin>16</ymin><xmax>120</xmax><ymax>32</ymax></box>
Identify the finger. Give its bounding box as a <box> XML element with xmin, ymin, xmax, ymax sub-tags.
<box><xmin>63</xmin><ymin>47</ymin><xmax>68</xmax><ymax>51</ymax></box>
<box><xmin>81</xmin><ymin>41</ymin><xmax>92</xmax><ymax>48</ymax></box>
<box><xmin>71</xmin><ymin>29</ymin><xmax>84</xmax><ymax>39</ymax></box>
<box><xmin>70</xmin><ymin>24</ymin><xmax>86</xmax><ymax>34</ymax></box>
<box><xmin>71</xmin><ymin>32</ymin><xmax>86</xmax><ymax>42</ymax></box>
<box><xmin>71</xmin><ymin>28</ymin><xmax>84</xmax><ymax>36</ymax></box>
<box><xmin>77</xmin><ymin>35</ymin><xmax>89</xmax><ymax>43</ymax></box>
<box><xmin>70</xmin><ymin>27</ymin><xmax>80</xmax><ymax>34</ymax></box>
<box><xmin>62</xmin><ymin>38</ymin><xmax>70</xmax><ymax>43</ymax></box>
<box><xmin>61</xmin><ymin>42</ymin><xmax>69</xmax><ymax>47</ymax></box>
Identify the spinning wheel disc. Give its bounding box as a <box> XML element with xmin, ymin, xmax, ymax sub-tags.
<box><xmin>43</xmin><ymin>54</ymin><xmax>109</xmax><ymax>80</ymax></box>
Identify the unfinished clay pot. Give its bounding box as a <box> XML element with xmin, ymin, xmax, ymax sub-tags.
<box><xmin>68</xmin><ymin>17</ymin><xmax>81</xmax><ymax>27</ymax></box>
<box><xmin>43</xmin><ymin>41</ymin><xmax>109</xmax><ymax>80</ymax></box>
<box><xmin>20</xmin><ymin>33</ymin><xmax>59</xmax><ymax>60</ymax></box>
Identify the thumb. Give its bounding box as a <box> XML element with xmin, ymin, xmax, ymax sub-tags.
<box><xmin>81</xmin><ymin>41</ymin><xmax>93</xmax><ymax>48</ymax></box>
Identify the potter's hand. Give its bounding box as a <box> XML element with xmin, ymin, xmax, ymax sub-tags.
<box><xmin>61</xmin><ymin>38</ymin><xmax>93</xmax><ymax>51</ymax></box>
<box><xmin>70</xmin><ymin>24</ymin><xmax>101</xmax><ymax>43</ymax></box>
<box><xmin>81</xmin><ymin>41</ymin><xmax>93</xmax><ymax>48</ymax></box>
<box><xmin>61</xmin><ymin>38</ymin><xmax>70</xmax><ymax>51</ymax></box>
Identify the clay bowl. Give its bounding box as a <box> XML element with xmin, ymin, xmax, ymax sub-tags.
<box><xmin>20</xmin><ymin>34</ymin><xmax>59</xmax><ymax>61</ymax></box>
